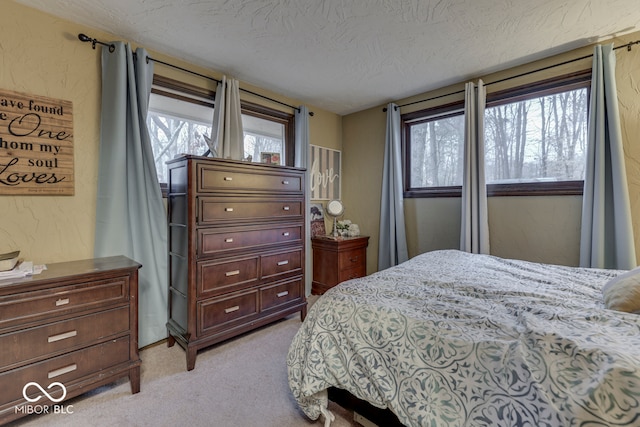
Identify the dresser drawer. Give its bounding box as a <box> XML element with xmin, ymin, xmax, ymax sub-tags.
<box><xmin>198</xmin><ymin>164</ymin><xmax>303</xmax><ymax>193</ymax></box>
<box><xmin>0</xmin><ymin>306</ymin><xmax>129</xmax><ymax>370</ymax></box>
<box><xmin>197</xmin><ymin>256</ymin><xmax>259</xmax><ymax>297</ymax></box>
<box><xmin>198</xmin><ymin>224</ymin><xmax>302</xmax><ymax>257</ymax></box>
<box><xmin>0</xmin><ymin>336</ymin><xmax>130</xmax><ymax>406</ymax></box>
<box><xmin>261</xmin><ymin>249</ymin><xmax>302</xmax><ymax>280</ymax></box>
<box><xmin>338</xmin><ymin>248</ymin><xmax>366</xmax><ymax>271</ymax></box>
<box><xmin>260</xmin><ymin>278</ymin><xmax>302</xmax><ymax>311</ymax></box>
<box><xmin>198</xmin><ymin>198</ymin><xmax>303</xmax><ymax>225</ymax></box>
<box><xmin>0</xmin><ymin>278</ymin><xmax>129</xmax><ymax>329</ymax></box>
<box><xmin>198</xmin><ymin>290</ymin><xmax>259</xmax><ymax>335</ymax></box>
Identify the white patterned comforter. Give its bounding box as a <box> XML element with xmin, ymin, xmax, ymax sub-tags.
<box><xmin>287</xmin><ymin>250</ymin><xmax>640</xmax><ymax>427</ymax></box>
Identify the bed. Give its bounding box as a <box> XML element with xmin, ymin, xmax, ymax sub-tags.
<box><xmin>287</xmin><ymin>249</ymin><xmax>640</xmax><ymax>427</ymax></box>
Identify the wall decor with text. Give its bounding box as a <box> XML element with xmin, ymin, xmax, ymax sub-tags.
<box><xmin>0</xmin><ymin>89</ymin><xmax>74</xmax><ymax>195</ymax></box>
<box><xmin>310</xmin><ymin>145</ymin><xmax>340</xmax><ymax>200</ymax></box>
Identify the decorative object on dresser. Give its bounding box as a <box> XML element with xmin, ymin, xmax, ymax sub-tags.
<box><xmin>311</xmin><ymin>236</ymin><xmax>369</xmax><ymax>295</ymax></box>
<box><xmin>0</xmin><ymin>256</ymin><xmax>141</xmax><ymax>425</ymax></box>
<box><xmin>166</xmin><ymin>155</ymin><xmax>307</xmax><ymax>371</ymax></box>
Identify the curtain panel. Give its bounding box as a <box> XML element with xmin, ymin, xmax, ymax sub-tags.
<box><xmin>378</xmin><ymin>103</ymin><xmax>409</xmax><ymax>270</ymax></box>
<box><xmin>96</xmin><ymin>43</ymin><xmax>168</xmax><ymax>347</ymax></box>
<box><xmin>208</xmin><ymin>75</ymin><xmax>244</xmax><ymax>160</ymax></box>
<box><xmin>295</xmin><ymin>106</ymin><xmax>311</xmax><ymax>295</ymax></box>
<box><xmin>580</xmin><ymin>44</ymin><xmax>636</xmax><ymax>270</ymax></box>
<box><xmin>460</xmin><ymin>80</ymin><xmax>490</xmax><ymax>254</ymax></box>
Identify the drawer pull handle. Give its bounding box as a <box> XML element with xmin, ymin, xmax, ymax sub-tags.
<box><xmin>350</xmin><ymin>256</ymin><xmax>359</xmax><ymax>262</ymax></box>
<box><xmin>224</xmin><ymin>305</ymin><xmax>240</xmax><ymax>314</ymax></box>
<box><xmin>224</xmin><ymin>238</ymin><xmax>234</xmax><ymax>243</ymax></box>
<box><xmin>277</xmin><ymin>260</ymin><xmax>289</xmax><ymax>266</ymax></box>
<box><xmin>55</xmin><ymin>298</ymin><xmax>70</xmax><ymax>306</ymax></box>
<box><xmin>283</xmin><ymin>206</ymin><xmax>290</xmax><ymax>211</ymax></box>
<box><xmin>277</xmin><ymin>291</ymin><xmax>289</xmax><ymax>298</ymax></box>
<box><xmin>224</xmin><ymin>176</ymin><xmax>233</xmax><ymax>181</ymax></box>
<box><xmin>225</xmin><ymin>270</ymin><xmax>240</xmax><ymax>277</ymax></box>
<box><xmin>48</xmin><ymin>330</ymin><xmax>78</xmax><ymax>343</ymax></box>
<box><xmin>225</xmin><ymin>207</ymin><xmax>234</xmax><ymax>212</ymax></box>
<box><xmin>48</xmin><ymin>364</ymin><xmax>77</xmax><ymax>379</ymax></box>
<box><xmin>283</xmin><ymin>232</ymin><xmax>290</xmax><ymax>237</ymax></box>
<box><xmin>282</xmin><ymin>180</ymin><xmax>289</xmax><ymax>185</ymax></box>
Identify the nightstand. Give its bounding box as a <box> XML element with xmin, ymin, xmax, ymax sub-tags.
<box><xmin>311</xmin><ymin>235</ymin><xmax>369</xmax><ymax>295</ymax></box>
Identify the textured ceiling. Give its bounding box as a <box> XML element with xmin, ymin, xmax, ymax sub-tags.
<box><xmin>13</xmin><ymin>0</ymin><xmax>640</xmax><ymax>115</ymax></box>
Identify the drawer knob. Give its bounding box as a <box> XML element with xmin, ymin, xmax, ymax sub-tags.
<box><xmin>224</xmin><ymin>238</ymin><xmax>234</xmax><ymax>243</ymax></box>
<box><xmin>48</xmin><ymin>363</ymin><xmax>77</xmax><ymax>379</ymax></box>
<box><xmin>277</xmin><ymin>260</ymin><xmax>289</xmax><ymax>266</ymax></box>
<box><xmin>225</xmin><ymin>270</ymin><xmax>240</xmax><ymax>277</ymax></box>
<box><xmin>282</xmin><ymin>180</ymin><xmax>289</xmax><ymax>185</ymax></box>
<box><xmin>55</xmin><ymin>298</ymin><xmax>70</xmax><ymax>306</ymax></box>
<box><xmin>224</xmin><ymin>305</ymin><xmax>240</xmax><ymax>314</ymax></box>
<box><xmin>225</xmin><ymin>207</ymin><xmax>234</xmax><ymax>212</ymax></box>
<box><xmin>48</xmin><ymin>330</ymin><xmax>78</xmax><ymax>343</ymax></box>
<box><xmin>224</xmin><ymin>176</ymin><xmax>233</xmax><ymax>181</ymax></box>
<box><xmin>283</xmin><ymin>206</ymin><xmax>290</xmax><ymax>211</ymax></box>
<box><xmin>277</xmin><ymin>291</ymin><xmax>289</xmax><ymax>298</ymax></box>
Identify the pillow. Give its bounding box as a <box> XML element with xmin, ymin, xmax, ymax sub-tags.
<box><xmin>602</xmin><ymin>266</ymin><xmax>640</xmax><ymax>313</ymax></box>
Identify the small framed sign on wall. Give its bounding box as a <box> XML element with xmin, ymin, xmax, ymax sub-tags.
<box><xmin>0</xmin><ymin>89</ymin><xmax>74</xmax><ymax>195</ymax></box>
<box><xmin>310</xmin><ymin>145</ymin><xmax>340</xmax><ymax>200</ymax></box>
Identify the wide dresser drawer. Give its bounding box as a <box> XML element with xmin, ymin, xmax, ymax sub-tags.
<box><xmin>197</xmin><ymin>164</ymin><xmax>303</xmax><ymax>193</ymax></box>
<box><xmin>0</xmin><ymin>336</ymin><xmax>131</xmax><ymax>406</ymax></box>
<box><xmin>0</xmin><ymin>306</ymin><xmax>130</xmax><ymax>370</ymax></box>
<box><xmin>198</xmin><ymin>198</ymin><xmax>303</xmax><ymax>224</ymax></box>
<box><xmin>198</xmin><ymin>224</ymin><xmax>302</xmax><ymax>257</ymax></box>
<box><xmin>0</xmin><ymin>278</ymin><xmax>129</xmax><ymax>329</ymax></box>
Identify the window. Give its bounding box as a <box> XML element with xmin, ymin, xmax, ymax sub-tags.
<box><xmin>146</xmin><ymin>76</ymin><xmax>294</xmax><ymax>186</ymax></box>
<box><xmin>404</xmin><ymin>71</ymin><xmax>591</xmax><ymax>197</ymax></box>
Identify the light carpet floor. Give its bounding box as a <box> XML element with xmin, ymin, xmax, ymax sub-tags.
<box><xmin>8</xmin><ymin>312</ymin><xmax>356</xmax><ymax>427</ymax></box>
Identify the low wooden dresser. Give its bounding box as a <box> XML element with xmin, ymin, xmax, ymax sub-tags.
<box><xmin>166</xmin><ymin>155</ymin><xmax>307</xmax><ymax>371</ymax></box>
<box><xmin>311</xmin><ymin>236</ymin><xmax>369</xmax><ymax>295</ymax></box>
<box><xmin>0</xmin><ymin>256</ymin><xmax>141</xmax><ymax>425</ymax></box>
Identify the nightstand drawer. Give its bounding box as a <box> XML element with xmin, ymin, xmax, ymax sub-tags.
<box><xmin>198</xmin><ymin>224</ymin><xmax>302</xmax><ymax>257</ymax></box>
<box><xmin>261</xmin><ymin>249</ymin><xmax>302</xmax><ymax>280</ymax></box>
<box><xmin>198</xmin><ymin>291</ymin><xmax>259</xmax><ymax>334</ymax></box>
<box><xmin>338</xmin><ymin>266</ymin><xmax>366</xmax><ymax>282</ymax></box>
<box><xmin>338</xmin><ymin>248</ymin><xmax>366</xmax><ymax>271</ymax></box>
<box><xmin>197</xmin><ymin>256</ymin><xmax>259</xmax><ymax>297</ymax></box>
<box><xmin>0</xmin><ymin>336</ymin><xmax>130</xmax><ymax>406</ymax></box>
<box><xmin>198</xmin><ymin>165</ymin><xmax>302</xmax><ymax>193</ymax></box>
<box><xmin>0</xmin><ymin>278</ymin><xmax>129</xmax><ymax>329</ymax></box>
<box><xmin>260</xmin><ymin>278</ymin><xmax>302</xmax><ymax>311</ymax></box>
<box><xmin>199</xmin><ymin>198</ymin><xmax>303</xmax><ymax>224</ymax></box>
<box><xmin>0</xmin><ymin>306</ymin><xmax>129</xmax><ymax>370</ymax></box>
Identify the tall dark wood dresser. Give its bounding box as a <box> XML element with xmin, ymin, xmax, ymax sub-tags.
<box><xmin>0</xmin><ymin>256</ymin><xmax>141</xmax><ymax>424</ymax></box>
<box><xmin>166</xmin><ymin>155</ymin><xmax>307</xmax><ymax>370</ymax></box>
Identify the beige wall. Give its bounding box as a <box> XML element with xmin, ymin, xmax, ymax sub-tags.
<box><xmin>343</xmin><ymin>31</ymin><xmax>640</xmax><ymax>271</ymax></box>
<box><xmin>1</xmin><ymin>1</ymin><xmax>341</xmax><ymax>263</ymax></box>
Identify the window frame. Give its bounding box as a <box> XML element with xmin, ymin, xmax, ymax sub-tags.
<box><xmin>149</xmin><ymin>75</ymin><xmax>296</xmax><ymax>195</ymax></box>
<box><xmin>402</xmin><ymin>70</ymin><xmax>592</xmax><ymax>198</ymax></box>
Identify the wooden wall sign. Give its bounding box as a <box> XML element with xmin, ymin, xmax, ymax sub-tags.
<box><xmin>0</xmin><ymin>89</ymin><xmax>73</xmax><ymax>195</ymax></box>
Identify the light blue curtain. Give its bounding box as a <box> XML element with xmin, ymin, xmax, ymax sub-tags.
<box><xmin>378</xmin><ymin>103</ymin><xmax>408</xmax><ymax>270</ymax></box>
<box><xmin>96</xmin><ymin>42</ymin><xmax>168</xmax><ymax>347</ymax></box>
<box><xmin>208</xmin><ymin>75</ymin><xmax>244</xmax><ymax>159</ymax></box>
<box><xmin>460</xmin><ymin>80</ymin><xmax>490</xmax><ymax>254</ymax></box>
<box><xmin>295</xmin><ymin>106</ymin><xmax>311</xmax><ymax>295</ymax></box>
<box><xmin>580</xmin><ymin>44</ymin><xmax>636</xmax><ymax>270</ymax></box>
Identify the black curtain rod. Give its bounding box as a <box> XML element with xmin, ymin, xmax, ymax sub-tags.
<box><xmin>78</xmin><ymin>33</ymin><xmax>313</xmax><ymax>116</ymax></box>
<box><xmin>384</xmin><ymin>39</ymin><xmax>640</xmax><ymax>112</ymax></box>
